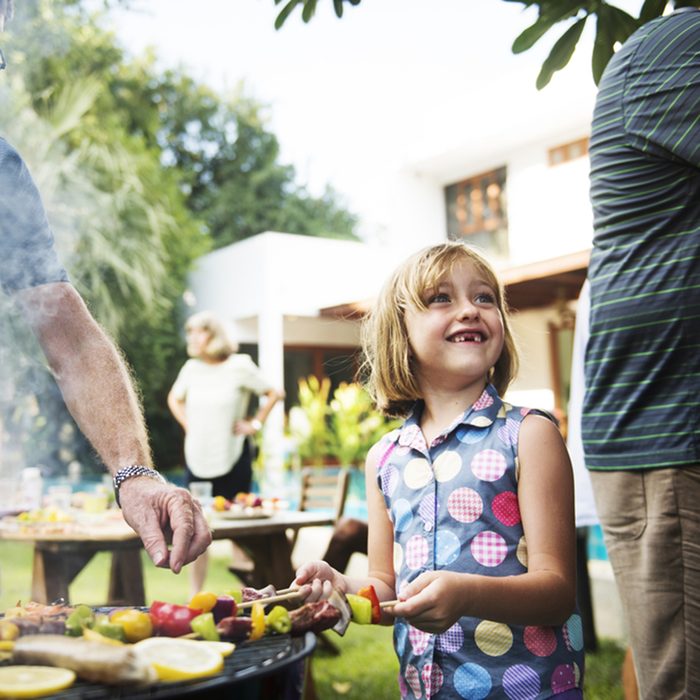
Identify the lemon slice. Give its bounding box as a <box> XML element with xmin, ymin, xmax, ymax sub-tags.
<box><xmin>133</xmin><ymin>638</ymin><xmax>224</xmax><ymax>681</ymax></box>
<box><xmin>200</xmin><ymin>641</ymin><xmax>235</xmax><ymax>657</ymax></box>
<box><xmin>0</xmin><ymin>666</ymin><xmax>76</xmax><ymax>698</ymax></box>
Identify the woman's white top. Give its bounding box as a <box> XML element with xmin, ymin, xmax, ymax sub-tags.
<box><xmin>170</xmin><ymin>355</ymin><xmax>273</xmax><ymax>478</ymax></box>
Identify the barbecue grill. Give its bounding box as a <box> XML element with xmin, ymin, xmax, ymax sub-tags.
<box><xmin>0</xmin><ymin>632</ymin><xmax>316</xmax><ymax>699</ymax></box>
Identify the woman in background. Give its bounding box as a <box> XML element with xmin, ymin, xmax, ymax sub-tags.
<box><xmin>168</xmin><ymin>310</ymin><xmax>284</xmax><ymax>594</ymax></box>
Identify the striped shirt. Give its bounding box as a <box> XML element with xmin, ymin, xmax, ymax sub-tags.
<box><xmin>583</xmin><ymin>8</ymin><xmax>700</xmax><ymax>470</ymax></box>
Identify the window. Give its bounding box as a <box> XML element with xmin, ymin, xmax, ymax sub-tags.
<box><xmin>445</xmin><ymin>167</ymin><xmax>508</xmax><ymax>258</ymax></box>
<box><xmin>548</xmin><ymin>137</ymin><xmax>589</xmax><ymax>166</ymax></box>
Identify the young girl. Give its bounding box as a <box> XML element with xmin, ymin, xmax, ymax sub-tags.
<box><xmin>294</xmin><ymin>242</ymin><xmax>584</xmax><ymax>699</ymax></box>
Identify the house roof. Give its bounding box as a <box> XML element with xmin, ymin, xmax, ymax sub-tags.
<box><xmin>320</xmin><ymin>249</ymin><xmax>590</xmax><ymax>319</ymax></box>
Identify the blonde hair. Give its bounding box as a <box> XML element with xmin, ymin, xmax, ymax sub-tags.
<box><xmin>360</xmin><ymin>241</ymin><xmax>519</xmax><ymax>417</ymax></box>
<box><xmin>185</xmin><ymin>310</ymin><xmax>238</xmax><ymax>361</ymax></box>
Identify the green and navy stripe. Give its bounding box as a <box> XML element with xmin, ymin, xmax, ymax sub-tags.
<box><xmin>583</xmin><ymin>9</ymin><xmax>700</xmax><ymax>470</ymax></box>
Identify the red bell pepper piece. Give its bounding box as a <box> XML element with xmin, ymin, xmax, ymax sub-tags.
<box><xmin>150</xmin><ymin>600</ymin><xmax>203</xmax><ymax>637</ymax></box>
<box><xmin>357</xmin><ymin>585</ymin><xmax>381</xmax><ymax>624</ymax></box>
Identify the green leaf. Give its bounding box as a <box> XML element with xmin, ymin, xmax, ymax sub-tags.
<box><xmin>333</xmin><ymin>0</ymin><xmax>344</xmax><ymax>18</ymax></box>
<box><xmin>513</xmin><ymin>18</ymin><xmax>558</xmax><ymax>53</ymax></box>
<box><xmin>592</xmin><ymin>11</ymin><xmax>615</xmax><ymax>84</ymax></box>
<box><xmin>302</xmin><ymin>0</ymin><xmax>318</xmax><ymax>23</ymax></box>
<box><xmin>536</xmin><ymin>16</ymin><xmax>587</xmax><ymax>89</ymax></box>
<box><xmin>607</xmin><ymin>5</ymin><xmax>639</xmax><ymax>42</ymax></box>
<box><xmin>348</xmin><ymin>0</ymin><xmax>361</xmax><ymax>6</ymax></box>
<box><xmin>275</xmin><ymin>0</ymin><xmax>301</xmax><ymax>29</ymax></box>
<box><xmin>512</xmin><ymin>2</ymin><xmax>585</xmax><ymax>53</ymax></box>
<box><xmin>640</xmin><ymin>0</ymin><xmax>667</xmax><ymax>24</ymax></box>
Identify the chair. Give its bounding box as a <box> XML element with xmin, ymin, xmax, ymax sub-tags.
<box><xmin>290</xmin><ymin>467</ymin><xmax>350</xmax><ymax>550</ymax></box>
<box><xmin>228</xmin><ymin>467</ymin><xmax>350</xmax><ymax>586</ymax></box>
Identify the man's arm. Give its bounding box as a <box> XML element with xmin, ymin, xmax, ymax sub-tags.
<box><xmin>15</xmin><ymin>282</ymin><xmax>211</xmax><ymax>572</ymax></box>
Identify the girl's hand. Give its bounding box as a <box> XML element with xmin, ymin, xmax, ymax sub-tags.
<box><xmin>291</xmin><ymin>561</ymin><xmax>343</xmax><ymax>602</ymax></box>
<box><xmin>388</xmin><ymin>571</ymin><xmax>466</xmax><ymax>634</ymax></box>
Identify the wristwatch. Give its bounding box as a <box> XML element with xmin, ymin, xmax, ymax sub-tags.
<box><xmin>113</xmin><ymin>465</ymin><xmax>166</xmax><ymax>507</ymax></box>
<box><xmin>250</xmin><ymin>418</ymin><xmax>263</xmax><ymax>432</ymax></box>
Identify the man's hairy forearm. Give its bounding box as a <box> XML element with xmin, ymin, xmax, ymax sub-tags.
<box><xmin>16</xmin><ymin>283</ymin><xmax>152</xmax><ymax>473</ymax></box>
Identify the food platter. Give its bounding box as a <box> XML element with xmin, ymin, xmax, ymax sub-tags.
<box><xmin>0</xmin><ymin>632</ymin><xmax>315</xmax><ymax>698</ymax></box>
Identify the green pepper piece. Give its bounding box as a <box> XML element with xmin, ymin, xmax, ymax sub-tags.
<box><xmin>265</xmin><ymin>605</ymin><xmax>291</xmax><ymax>634</ymax></box>
<box><xmin>346</xmin><ymin>594</ymin><xmax>373</xmax><ymax>625</ymax></box>
<box><xmin>226</xmin><ymin>589</ymin><xmax>243</xmax><ymax>605</ymax></box>
<box><xmin>65</xmin><ymin>605</ymin><xmax>95</xmax><ymax>636</ymax></box>
<box><xmin>93</xmin><ymin>614</ymin><xmax>127</xmax><ymax>642</ymax></box>
<box><xmin>190</xmin><ymin>612</ymin><xmax>221</xmax><ymax>642</ymax></box>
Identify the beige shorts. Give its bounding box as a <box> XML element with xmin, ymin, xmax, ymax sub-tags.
<box><xmin>590</xmin><ymin>466</ymin><xmax>700</xmax><ymax>700</ymax></box>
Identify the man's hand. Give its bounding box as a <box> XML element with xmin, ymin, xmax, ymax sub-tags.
<box><xmin>118</xmin><ymin>478</ymin><xmax>212</xmax><ymax>574</ymax></box>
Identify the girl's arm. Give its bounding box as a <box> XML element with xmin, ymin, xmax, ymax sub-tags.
<box><xmin>293</xmin><ymin>440</ymin><xmax>397</xmax><ymax>610</ymax></box>
<box><xmin>391</xmin><ymin>414</ymin><xmax>576</xmax><ymax>632</ymax></box>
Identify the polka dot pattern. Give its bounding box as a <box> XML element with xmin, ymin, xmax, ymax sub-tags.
<box><xmin>405</xmin><ymin>535</ymin><xmax>428</xmax><ymax>570</ymax></box>
<box><xmin>418</xmin><ymin>494</ymin><xmax>435</xmax><ymax>531</ymax></box>
<box><xmin>408</xmin><ymin>625</ymin><xmax>431</xmax><ymax>655</ymax></box>
<box><xmin>383</xmin><ymin>385</ymin><xmax>583</xmax><ymax>698</ymax></box>
<box><xmin>471</xmin><ymin>530</ymin><xmax>508</xmax><ymax>567</ymax></box>
<box><xmin>457</xmin><ymin>425</ymin><xmax>490</xmax><ymax>444</ymax></box>
<box><xmin>453</xmin><ymin>663</ymin><xmax>492</xmax><ymax>699</ymax></box>
<box><xmin>392</xmin><ymin>498</ymin><xmax>413</xmax><ymax>532</ymax></box>
<box><xmin>434</xmin><ymin>450</ymin><xmax>462</xmax><ymax>482</ymax></box>
<box><xmin>563</xmin><ymin>615</ymin><xmax>584</xmax><ymax>652</ymax></box>
<box><xmin>474</xmin><ymin>621</ymin><xmax>513</xmax><ymax>657</ymax></box>
<box><xmin>502</xmin><ymin>664</ymin><xmax>540</xmax><ymax>699</ymax></box>
<box><xmin>471</xmin><ymin>449</ymin><xmax>507</xmax><ymax>481</ymax></box>
<box><xmin>436</xmin><ymin>623</ymin><xmax>464</xmax><ymax>654</ymax></box>
<box><xmin>380</xmin><ymin>464</ymin><xmax>399</xmax><ymax>498</ymax></box>
<box><xmin>497</xmin><ymin>418</ymin><xmax>520</xmax><ymax>447</ymax></box>
<box><xmin>516</xmin><ymin>536</ymin><xmax>528</xmax><ymax>568</ymax></box>
<box><xmin>492</xmin><ymin>491</ymin><xmax>521</xmax><ymax>527</ymax></box>
<box><xmin>435</xmin><ymin>529</ymin><xmax>461</xmax><ymax>566</ymax></box>
<box><xmin>473</xmin><ymin>390</ymin><xmax>495</xmax><ymax>411</ymax></box>
<box><xmin>448</xmin><ymin>487</ymin><xmax>483</xmax><ymax>523</ymax></box>
<box><xmin>421</xmin><ymin>662</ymin><xmax>443</xmax><ymax>698</ymax></box>
<box><xmin>404</xmin><ymin>457</ymin><xmax>433</xmax><ymax>489</ymax></box>
<box><xmin>550</xmin><ymin>664</ymin><xmax>577</xmax><ymax>694</ymax></box>
<box><xmin>524</xmin><ymin>627</ymin><xmax>557</xmax><ymax>657</ymax></box>
<box><xmin>405</xmin><ymin>664</ymin><xmax>422</xmax><ymax>699</ymax></box>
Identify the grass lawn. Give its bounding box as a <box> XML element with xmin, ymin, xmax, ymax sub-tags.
<box><xmin>0</xmin><ymin>541</ymin><xmax>625</xmax><ymax>698</ymax></box>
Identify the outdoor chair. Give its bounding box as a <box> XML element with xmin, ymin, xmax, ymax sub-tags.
<box><xmin>228</xmin><ymin>467</ymin><xmax>350</xmax><ymax>587</ymax></box>
<box><xmin>289</xmin><ymin>467</ymin><xmax>350</xmax><ymax>551</ymax></box>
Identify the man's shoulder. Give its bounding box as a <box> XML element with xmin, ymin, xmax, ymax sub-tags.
<box><xmin>0</xmin><ymin>138</ymin><xmax>25</xmax><ymax>179</ymax></box>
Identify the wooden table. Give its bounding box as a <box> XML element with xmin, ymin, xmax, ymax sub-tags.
<box><xmin>0</xmin><ymin>510</ymin><xmax>335</xmax><ymax>605</ymax></box>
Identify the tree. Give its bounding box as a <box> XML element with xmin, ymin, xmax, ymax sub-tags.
<box><xmin>149</xmin><ymin>72</ymin><xmax>359</xmax><ymax>247</ymax></box>
<box><xmin>2</xmin><ymin>0</ymin><xmax>359</xmax><ymax>473</ymax></box>
<box><xmin>272</xmin><ymin>0</ymin><xmax>680</xmax><ymax>88</ymax></box>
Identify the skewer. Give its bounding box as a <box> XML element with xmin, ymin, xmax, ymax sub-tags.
<box><xmin>379</xmin><ymin>599</ymin><xmax>400</xmax><ymax>609</ymax></box>
<box><xmin>275</xmin><ymin>587</ymin><xmax>294</xmax><ymax>595</ymax></box>
<box><xmin>237</xmin><ymin>590</ymin><xmax>303</xmax><ymax>609</ymax></box>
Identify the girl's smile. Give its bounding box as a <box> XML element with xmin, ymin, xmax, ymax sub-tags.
<box><xmin>405</xmin><ymin>259</ymin><xmax>504</xmax><ymax>394</ymax></box>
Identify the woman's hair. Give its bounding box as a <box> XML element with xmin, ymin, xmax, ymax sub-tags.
<box><xmin>185</xmin><ymin>310</ymin><xmax>238</xmax><ymax>361</ymax></box>
<box><xmin>360</xmin><ymin>241</ymin><xmax>519</xmax><ymax>417</ymax></box>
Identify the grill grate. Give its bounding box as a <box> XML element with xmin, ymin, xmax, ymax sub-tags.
<box><xmin>1</xmin><ymin>632</ymin><xmax>315</xmax><ymax>699</ymax></box>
